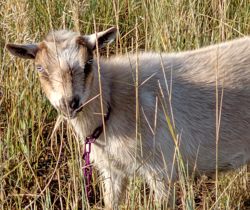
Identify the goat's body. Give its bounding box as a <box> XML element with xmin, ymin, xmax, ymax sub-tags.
<box><xmin>69</xmin><ymin>37</ymin><xmax>250</xmax><ymax>207</ymax></box>
<box><xmin>8</xmin><ymin>29</ymin><xmax>250</xmax><ymax>208</ymax></box>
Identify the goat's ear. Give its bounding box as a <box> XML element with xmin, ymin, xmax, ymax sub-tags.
<box><xmin>6</xmin><ymin>43</ymin><xmax>39</xmax><ymax>59</ymax></box>
<box><xmin>83</xmin><ymin>27</ymin><xmax>117</xmax><ymax>50</ymax></box>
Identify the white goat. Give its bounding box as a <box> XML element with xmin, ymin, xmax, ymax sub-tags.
<box><xmin>6</xmin><ymin>27</ymin><xmax>250</xmax><ymax>209</ymax></box>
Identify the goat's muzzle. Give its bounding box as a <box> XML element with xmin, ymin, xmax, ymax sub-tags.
<box><xmin>59</xmin><ymin>96</ymin><xmax>83</xmax><ymax>119</ymax></box>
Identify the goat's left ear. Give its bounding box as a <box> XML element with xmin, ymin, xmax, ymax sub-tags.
<box><xmin>83</xmin><ymin>27</ymin><xmax>117</xmax><ymax>50</ymax></box>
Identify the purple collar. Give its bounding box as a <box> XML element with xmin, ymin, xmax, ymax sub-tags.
<box><xmin>83</xmin><ymin>104</ymin><xmax>111</xmax><ymax>200</ymax></box>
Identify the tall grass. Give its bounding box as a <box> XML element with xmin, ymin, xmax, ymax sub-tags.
<box><xmin>1</xmin><ymin>0</ymin><xmax>250</xmax><ymax>209</ymax></box>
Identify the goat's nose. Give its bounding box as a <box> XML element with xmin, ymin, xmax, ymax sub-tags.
<box><xmin>69</xmin><ymin>96</ymin><xmax>80</xmax><ymax>110</ymax></box>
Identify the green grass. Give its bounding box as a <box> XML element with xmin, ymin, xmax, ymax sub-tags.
<box><xmin>1</xmin><ymin>0</ymin><xmax>250</xmax><ymax>209</ymax></box>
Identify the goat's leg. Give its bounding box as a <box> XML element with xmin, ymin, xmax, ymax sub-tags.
<box><xmin>143</xmin><ymin>167</ymin><xmax>177</xmax><ymax>208</ymax></box>
<box><xmin>101</xmin><ymin>167</ymin><xmax>128</xmax><ymax>210</ymax></box>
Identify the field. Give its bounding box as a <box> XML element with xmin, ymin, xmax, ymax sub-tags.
<box><xmin>1</xmin><ymin>0</ymin><xmax>250</xmax><ymax>209</ymax></box>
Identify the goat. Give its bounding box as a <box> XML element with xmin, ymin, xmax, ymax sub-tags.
<box><xmin>6</xmin><ymin>27</ymin><xmax>250</xmax><ymax>209</ymax></box>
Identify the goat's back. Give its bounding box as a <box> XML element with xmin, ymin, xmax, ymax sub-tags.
<box><xmin>101</xmin><ymin>37</ymin><xmax>250</xmax><ymax>174</ymax></box>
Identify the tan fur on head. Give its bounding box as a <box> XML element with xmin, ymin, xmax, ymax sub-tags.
<box><xmin>7</xmin><ymin>29</ymin><xmax>250</xmax><ymax>209</ymax></box>
<box><xmin>34</xmin><ymin>30</ymin><xmax>94</xmax><ymax>117</ymax></box>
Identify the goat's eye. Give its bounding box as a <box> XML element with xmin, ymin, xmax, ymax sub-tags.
<box><xmin>36</xmin><ymin>65</ymin><xmax>45</xmax><ymax>73</ymax></box>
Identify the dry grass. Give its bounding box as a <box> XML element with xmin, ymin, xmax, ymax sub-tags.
<box><xmin>1</xmin><ymin>0</ymin><xmax>250</xmax><ymax>209</ymax></box>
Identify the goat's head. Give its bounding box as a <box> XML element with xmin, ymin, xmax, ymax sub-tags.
<box><xmin>6</xmin><ymin>27</ymin><xmax>117</xmax><ymax>118</ymax></box>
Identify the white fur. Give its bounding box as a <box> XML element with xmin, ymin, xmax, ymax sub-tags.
<box><xmin>69</xmin><ymin>38</ymin><xmax>250</xmax><ymax>208</ymax></box>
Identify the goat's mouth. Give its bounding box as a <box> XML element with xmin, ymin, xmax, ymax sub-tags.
<box><xmin>60</xmin><ymin>105</ymin><xmax>83</xmax><ymax>119</ymax></box>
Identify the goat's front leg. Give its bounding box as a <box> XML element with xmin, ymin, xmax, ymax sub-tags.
<box><xmin>100</xmin><ymin>167</ymin><xmax>128</xmax><ymax>210</ymax></box>
<box><xmin>143</xmin><ymin>165</ymin><xmax>177</xmax><ymax>209</ymax></box>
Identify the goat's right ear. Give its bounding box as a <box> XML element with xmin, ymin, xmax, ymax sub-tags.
<box><xmin>82</xmin><ymin>27</ymin><xmax>117</xmax><ymax>50</ymax></box>
<box><xmin>6</xmin><ymin>43</ymin><xmax>39</xmax><ymax>59</ymax></box>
